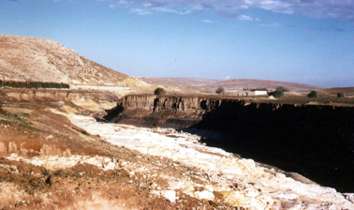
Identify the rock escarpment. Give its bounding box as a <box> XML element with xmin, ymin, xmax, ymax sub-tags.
<box><xmin>105</xmin><ymin>94</ymin><xmax>354</xmax><ymax>192</ymax></box>
<box><xmin>103</xmin><ymin>94</ymin><xmax>214</xmax><ymax>127</ymax></box>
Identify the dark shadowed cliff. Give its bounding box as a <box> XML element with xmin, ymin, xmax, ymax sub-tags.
<box><xmin>103</xmin><ymin>94</ymin><xmax>354</xmax><ymax>192</ymax></box>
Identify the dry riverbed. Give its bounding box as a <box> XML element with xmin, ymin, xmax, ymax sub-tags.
<box><xmin>67</xmin><ymin>113</ymin><xmax>354</xmax><ymax>209</ymax></box>
<box><xmin>0</xmin><ymin>103</ymin><xmax>353</xmax><ymax>209</ymax></box>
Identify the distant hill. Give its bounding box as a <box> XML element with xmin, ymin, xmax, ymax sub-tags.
<box><xmin>0</xmin><ymin>35</ymin><xmax>147</xmax><ymax>88</ymax></box>
<box><xmin>142</xmin><ymin>77</ymin><xmax>317</xmax><ymax>93</ymax></box>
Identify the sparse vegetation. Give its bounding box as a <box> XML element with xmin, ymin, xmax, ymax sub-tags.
<box><xmin>216</xmin><ymin>87</ymin><xmax>225</xmax><ymax>95</ymax></box>
<box><xmin>0</xmin><ymin>80</ymin><xmax>70</xmax><ymax>89</ymax></box>
<box><xmin>154</xmin><ymin>87</ymin><xmax>166</xmax><ymax>96</ymax></box>
<box><xmin>307</xmin><ymin>90</ymin><xmax>318</xmax><ymax>98</ymax></box>
<box><xmin>269</xmin><ymin>86</ymin><xmax>287</xmax><ymax>98</ymax></box>
<box><xmin>0</xmin><ymin>109</ymin><xmax>33</xmax><ymax>129</ymax></box>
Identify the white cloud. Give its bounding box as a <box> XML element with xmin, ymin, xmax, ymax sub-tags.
<box><xmin>237</xmin><ymin>14</ymin><xmax>260</xmax><ymax>22</ymax></box>
<box><xmin>130</xmin><ymin>6</ymin><xmax>191</xmax><ymax>15</ymax></box>
<box><xmin>224</xmin><ymin>75</ymin><xmax>232</xmax><ymax>80</ymax></box>
<box><xmin>100</xmin><ymin>0</ymin><xmax>354</xmax><ymax>20</ymax></box>
<box><xmin>260</xmin><ymin>22</ymin><xmax>281</xmax><ymax>28</ymax></box>
<box><xmin>201</xmin><ymin>19</ymin><xmax>214</xmax><ymax>24</ymax></box>
<box><xmin>131</xmin><ymin>8</ymin><xmax>152</xmax><ymax>15</ymax></box>
<box><xmin>153</xmin><ymin>7</ymin><xmax>192</xmax><ymax>15</ymax></box>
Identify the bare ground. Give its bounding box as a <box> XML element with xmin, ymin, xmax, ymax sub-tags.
<box><xmin>0</xmin><ymin>95</ymin><xmax>233</xmax><ymax>209</ymax></box>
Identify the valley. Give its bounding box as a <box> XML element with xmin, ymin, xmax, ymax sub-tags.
<box><xmin>0</xmin><ymin>35</ymin><xmax>353</xmax><ymax>210</ymax></box>
<box><xmin>0</xmin><ymin>88</ymin><xmax>353</xmax><ymax>209</ymax></box>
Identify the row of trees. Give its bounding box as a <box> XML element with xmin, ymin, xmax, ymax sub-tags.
<box><xmin>214</xmin><ymin>86</ymin><xmax>323</xmax><ymax>99</ymax></box>
<box><xmin>217</xmin><ymin>86</ymin><xmax>345</xmax><ymax>99</ymax></box>
<box><xmin>0</xmin><ymin>80</ymin><xmax>70</xmax><ymax>89</ymax></box>
<box><xmin>154</xmin><ymin>87</ymin><xmax>345</xmax><ymax>99</ymax></box>
<box><xmin>270</xmin><ymin>87</ymin><xmax>319</xmax><ymax>98</ymax></box>
<box><xmin>269</xmin><ymin>87</ymin><xmax>346</xmax><ymax>99</ymax></box>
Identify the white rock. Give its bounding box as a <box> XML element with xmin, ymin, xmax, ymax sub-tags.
<box><xmin>195</xmin><ymin>190</ymin><xmax>214</xmax><ymax>201</ymax></box>
<box><xmin>67</xmin><ymin>114</ymin><xmax>354</xmax><ymax>209</ymax></box>
<box><xmin>161</xmin><ymin>190</ymin><xmax>177</xmax><ymax>203</ymax></box>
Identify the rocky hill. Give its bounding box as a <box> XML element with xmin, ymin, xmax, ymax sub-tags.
<box><xmin>0</xmin><ymin>35</ymin><xmax>147</xmax><ymax>88</ymax></box>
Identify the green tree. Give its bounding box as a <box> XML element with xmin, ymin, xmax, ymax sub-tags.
<box><xmin>215</xmin><ymin>87</ymin><xmax>225</xmax><ymax>95</ymax></box>
<box><xmin>269</xmin><ymin>86</ymin><xmax>287</xmax><ymax>98</ymax></box>
<box><xmin>307</xmin><ymin>90</ymin><xmax>318</xmax><ymax>98</ymax></box>
<box><xmin>337</xmin><ymin>93</ymin><xmax>345</xmax><ymax>98</ymax></box>
<box><xmin>154</xmin><ymin>87</ymin><xmax>166</xmax><ymax>96</ymax></box>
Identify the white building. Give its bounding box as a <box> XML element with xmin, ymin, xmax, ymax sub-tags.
<box><xmin>226</xmin><ymin>88</ymin><xmax>269</xmax><ymax>97</ymax></box>
<box><xmin>249</xmin><ymin>89</ymin><xmax>268</xmax><ymax>96</ymax></box>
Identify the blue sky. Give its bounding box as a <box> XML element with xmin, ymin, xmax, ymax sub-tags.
<box><xmin>1</xmin><ymin>0</ymin><xmax>354</xmax><ymax>87</ymax></box>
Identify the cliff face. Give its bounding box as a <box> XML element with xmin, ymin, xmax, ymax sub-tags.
<box><xmin>193</xmin><ymin>99</ymin><xmax>354</xmax><ymax>192</ymax></box>
<box><xmin>114</xmin><ymin>94</ymin><xmax>212</xmax><ymax>113</ymax></box>
<box><xmin>103</xmin><ymin>95</ymin><xmax>216</xmax><ymax>127</ymax></box>
<box><xmin>105</xmin><ymin>95</ymin><xmax>354</xmax><ymax>192</ymax></box>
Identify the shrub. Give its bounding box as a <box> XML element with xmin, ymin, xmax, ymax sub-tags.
<box><xmin>337</xmin><ymin>93</ymin><xmax>345</xmax><ymax>98</ymax></box>
<box><xmin>276</xmin><ymin>86</ymin><xmax>288</xmax><ymax>93</ymax></box>
<box><xmin>269</xmin><ymin>86</ymin><xmax>287</xmax><ymax>98</ymax></box>
<box><xmin>307</xmin><ymin>90</ymin><xmax>318</xmax><ymax>98</ymax></box>
<box><xmin>271</xmin><ymin>90</ymin><xmax>283</xmax><ymax>98</ymax></box>
<box><xmin>216</xmin><ymin>87</ymin><xmax>225</xmax><ymax>95</ymax></box>
<box><xmin>0</xmin><ymin>80</ymin><xmax>70</xmax><ymax>89</ymax></box>
<box><xmin>154</xmin><ymin>87</ymin><xmax>166</xmax><ymax>96</ymax></box>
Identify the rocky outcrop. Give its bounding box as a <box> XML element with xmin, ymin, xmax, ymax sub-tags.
<box><xmin>114</xmin><ymin>94</ymin><xmax>212</xmax><ymax>113</ymax></box>
<box><xmin>103</xmin><ymin>94</ymin><xmax>214</xmax><ymax>127</ymax></box>
<box><xmin>105</xmin><ymin>94</ymin><xmax>354</xmax><ymax>192</ymax></box>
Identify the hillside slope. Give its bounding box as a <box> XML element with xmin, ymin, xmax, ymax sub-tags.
<box><xmin>142</xmin><ymin>77</ymin><xmax>317</xmax><ymax>93</ymax></box>
<box><xmin>324</xmin><ymin>87</ymin><xmax>354</xmax><ymax>97</ymax></box>
<box><xmin>0</xmin><ymin>35</ymin><xmax>146</xmax><ymax>88</ymax></box>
